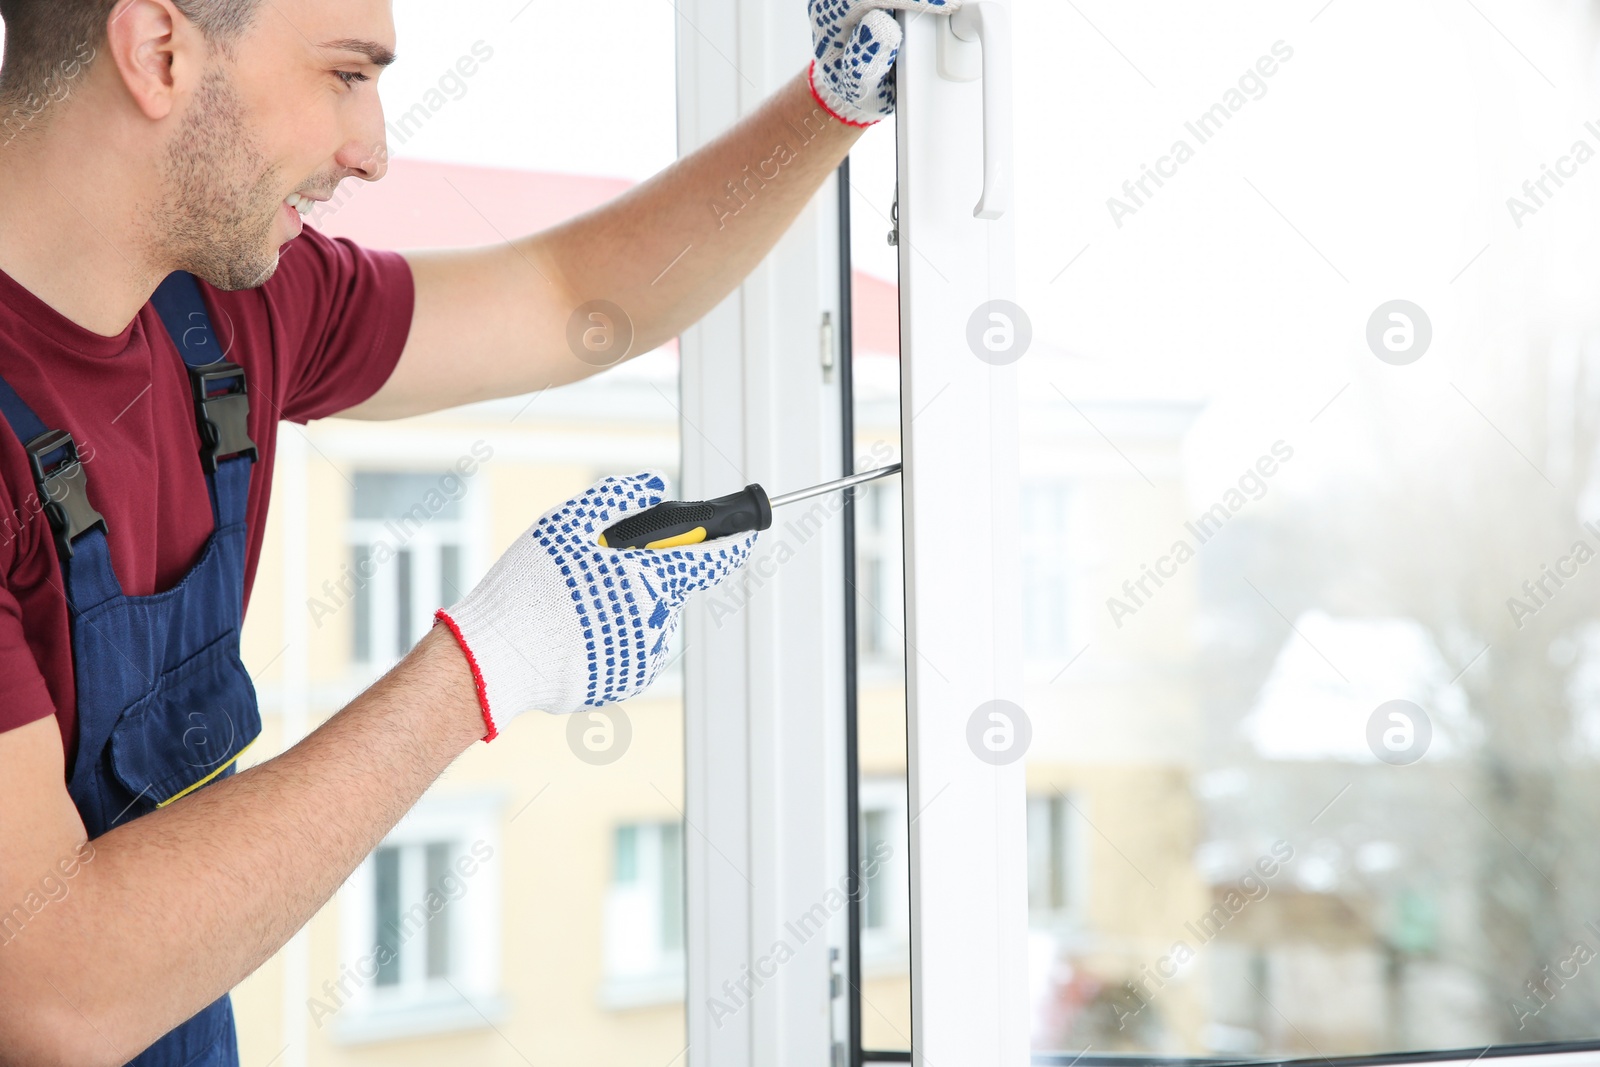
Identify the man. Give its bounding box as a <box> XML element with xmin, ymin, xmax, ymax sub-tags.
<box><xmin>0</xmin><ymin>0</ymin><xmax>953</xmax><ymax>1064</ymax></box>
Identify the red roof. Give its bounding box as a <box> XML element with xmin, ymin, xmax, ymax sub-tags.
<box><xmin>848</xmin><ymin>269</ymin><xmax>899</xmax><ymax>360</ymax></box>
<box><xmin>310</xmin><ymin>158</ymin><xmax>900</xmax><ymax>359</ymax></box>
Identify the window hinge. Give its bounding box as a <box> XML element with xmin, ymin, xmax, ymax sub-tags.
<box><xmin>821</xmin><ymin>310</ymin><xmax>836</xmax><ymax>383</ymax></box>
<box><xmin>888</xmin><ymin>195</ymin><xmax>899</xmax><ymax>247</ymax></box>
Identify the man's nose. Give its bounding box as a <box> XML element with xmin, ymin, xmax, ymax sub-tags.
<box><xmin>338</xmin><ymin>136</ymin><xmax>389</xmax><ymax>183</ymax></box>
<box><xmin>337</xmin><ymin>96</ymin><xmax>390</xmax><ymax>182</ymax></box>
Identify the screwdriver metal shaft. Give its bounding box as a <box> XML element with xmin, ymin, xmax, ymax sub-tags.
<box><xmin>598</xmin><ymin>463</ymin><xmax>903</xmax><ymax>550</ymax></box>
<box><xmin>768</xmin><ymin>463</ymin><xmax>903</xmax><ymax>508</ymax></box>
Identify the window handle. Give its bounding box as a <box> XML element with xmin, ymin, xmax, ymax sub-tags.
<box><xmin>938</xmin><ymin>1</ymin><xmax>1013</xmax><ymax>220</ymax></box>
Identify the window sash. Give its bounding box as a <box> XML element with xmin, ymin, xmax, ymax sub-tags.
<box><xmin>892</xmin><ymin>5</ymin><xmax>1031</xmax><ymax>1063</ymax></box>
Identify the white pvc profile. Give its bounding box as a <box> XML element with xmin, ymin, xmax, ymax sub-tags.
<box><xmin>896</xmin><ymin>3</ymin><xmax>1030</xmax><ymax>1064</ymax></box>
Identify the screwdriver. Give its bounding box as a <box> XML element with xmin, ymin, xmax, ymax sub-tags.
<box><xmin>598</xmin><ymin>464</ymin><xmax>903</xmax><ymax>550</ymax></box>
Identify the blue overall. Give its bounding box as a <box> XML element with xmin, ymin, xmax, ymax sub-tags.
<box><xmin>0</xmin><ymin>272</ymin><xmax>262</xmax><ymax>1067</ymax></box>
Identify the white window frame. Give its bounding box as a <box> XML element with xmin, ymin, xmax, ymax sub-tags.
<box><xmin>676</xmin><ymin>3</ymin><xmax>852</xmax><ymax>1065</ymax></box>
<box><xmin>332</xmin><ymin>790</ymin><xmax>506</xmax><ymax>1044</ymax></box>
<box><xmin>894</xmin><ymin>6</ymin><xmax>1029</xmax><ymax>1062</ymax></box>
<box><xmin>675</xmin><ymin>2</ymin><xmax>1031</xmax><ymax>1065</ymax></box>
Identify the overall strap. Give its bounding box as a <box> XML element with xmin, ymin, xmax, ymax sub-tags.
<box><xmin>150</xmin><ymin>272</ymin><xmax>257</xmax><ymax>528</ymax></box>
<box><xmin>0</xmin><ymin>373</ymin><xmax>109</xmax><ymax>563</ymax></box>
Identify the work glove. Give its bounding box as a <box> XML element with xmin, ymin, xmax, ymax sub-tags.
<box><xmin>434</xmin><ymin>471</ymin><xmax>758</xmax><ymax>740</ymax></box>
<box><xmin>808</xmin><ymin>0</ymin><xmax>961</xmax><ymax>127</ymax></box>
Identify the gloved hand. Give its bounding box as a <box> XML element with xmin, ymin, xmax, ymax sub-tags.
<box><xmin>808</xmin><ymin>0</ymin><xmax>961</xmax><ymax>127</ymax></box>
<box><xmin>434</xmin><ymin>471</ymin><xmax>758</xmax><ymax>740</ymax></box>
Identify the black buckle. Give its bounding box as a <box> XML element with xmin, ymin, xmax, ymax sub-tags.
<box><xmin>25</xmin><ymin>430</ymin><xmax>106</xmax><ymax>560</ymax></box>
<box><xmin>188</xmin><ymin>360</ymin><xmax>258</xmax><ymax>474</ymax></box>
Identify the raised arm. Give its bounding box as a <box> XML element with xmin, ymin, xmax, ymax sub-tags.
<box><xmin>341</xmin><ymin>64</ymin><xmax>864</xmax><ymax>420</ymax></box>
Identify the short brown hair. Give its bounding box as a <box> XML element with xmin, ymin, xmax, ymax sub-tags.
<box><xmin>0</xmin><ymin>0</ymin><xmax>260</xmax><ymax>113</ymax></box>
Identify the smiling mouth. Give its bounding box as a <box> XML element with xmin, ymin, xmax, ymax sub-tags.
<box><xmin>283</xmin><ymin>191</ymin><xmax>322</xmax><ymax>216</ymax></box>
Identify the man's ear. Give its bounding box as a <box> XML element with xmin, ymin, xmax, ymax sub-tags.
<box><xmin>106</xmin><ymin>0</ymin><xmax>197</xmax><ymax>121</ymax></box>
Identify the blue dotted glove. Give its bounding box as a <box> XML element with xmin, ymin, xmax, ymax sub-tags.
<box><xmin>808</xmin><ymin>0</ymin><xmax>961</xmax><ymax>127</ymax></box>
<box><xmin>435</xmin><ymin>471</ymin><xmax>757</xmax><ymax>739</ymax></box>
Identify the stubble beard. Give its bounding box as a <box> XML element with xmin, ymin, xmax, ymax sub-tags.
<box><xmin>154</xmin><ymin>64</ymin><xmax>286</xmax><ymax>291</ymax></box>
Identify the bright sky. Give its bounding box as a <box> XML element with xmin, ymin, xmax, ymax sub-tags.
<box><xmin>1007</xmin><ymin>0</ymin><xmax>1600</xmax><ymax>512</ymax></box>
<box><xmin>379</xmin><ymin>0</ymin><xmax>678</xmax><ymax>181</ymax></box>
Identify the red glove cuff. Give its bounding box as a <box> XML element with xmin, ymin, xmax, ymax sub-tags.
<box><xmin>807</xmin><ymin>58</ymin><xmax>880</xmax><ymax>130</ymax></box>
<box><xmin>434</xmin><ymin>609</ymin><xmax>499</xmax><ymax>743</ymax></box>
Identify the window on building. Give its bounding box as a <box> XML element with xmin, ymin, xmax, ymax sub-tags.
<box><xmin>858</xmin><ymin>778</ymin><xmax>909</xmax><ymax>968</ymax></box>
<box><xmin>1026</xmin><ymin>793</ymin><xmax>1079</xmax><ymax>919</ymax></box>
<box><xmin>333</xmin><ymin>793</ymin><xmax>503</xmax><ymax>1043</ymax></box>
<box><xmin>372</xmin><ymin>840</ymin><xmax>461</xmax><ymax>988</ymax></box>
<box><xmin>602</xmin><ymin>821</ymin><xmax>686</xmax><ymax>1005</ymax></box>
<box><xmin>855</xmin><ymin>480</ymin><xmax>906</xmax><ymax>667</ymax></box>
<box><xmin>349</xmin><ymin>471</ymin><xmax>472</xmax><ymax>667</ymax></box>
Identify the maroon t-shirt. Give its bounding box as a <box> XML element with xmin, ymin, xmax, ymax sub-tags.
<box><xmin>0</xmin><ymin>226</ymin><xmax>415</xmax><ymax>758</ymax></box>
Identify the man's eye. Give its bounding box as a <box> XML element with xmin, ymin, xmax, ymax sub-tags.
<box><xmin>335</xmin><ymin>70</ymin><xmax>369</xmax><ymax>87</ymax></box>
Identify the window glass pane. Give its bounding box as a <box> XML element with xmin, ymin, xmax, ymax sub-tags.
<box><xmin>394</xmin><ymin>548</ymin><xmax>412</xmax><ymax>652</ymax></box>
<box><xmin>424</xmin><ymin>842</ymin><xmax>452</xmax><ymax>980</ymax></box>
<box><xmin>862</xmin><ymin>810</ymin><xmax>890</xmax><ymax>931</ymax></box>
<box><xmin>1026</xmin><ymin>795</ymin><xmax>1071</xmax><ymax>916</ymax></box>
<box><xmin>615</xmin><ymin>825</ymin><xmax>638</xmax><ymax>884</ymax></box>
<box><xmin>1026</xmin><ymin>797</ymin><xmax>1051</xmax><ymax>912</ymax></box>
<box><xmin>352</xmin><ymin>544</ymin><xmax>372</xmax><ymax>663</ymax></box>
<box><xmin>373</xmin><ymin>846</ymin><xmax>401</xmax><ymax>988</ymax></box>
<box><xmin>848</xmin><ymin>107</ymin><xmax>912</xmax><ymax>1054</ymax></box>
<box><xmin>660</xmin><ymin>823</ymin><xmax>683</xmax><ymax>953</ymax></box>
<box><xmin>1013</xmin><ymin>0</ymin><xmax>1600</xmax><ymax>1056</ymax></box>
<box><xmin>439</xmin><ymin>544</ymin><xmax>461</xmax><ymax>608</ymax></box>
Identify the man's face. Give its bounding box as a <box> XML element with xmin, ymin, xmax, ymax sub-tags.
<box><xmin>159</xmin><ymin>0</ymin><xmax>395</xmax><ymax>290</ymax></box>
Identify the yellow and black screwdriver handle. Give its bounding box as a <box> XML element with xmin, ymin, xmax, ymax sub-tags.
<box><xmin>598</xmin><ymin>484</ymin><xmax>773</xmax><ymax>550</ymax></box>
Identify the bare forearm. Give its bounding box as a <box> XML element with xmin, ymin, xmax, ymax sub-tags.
<box><xmin>4</xmin><ymin>626</ymin><xmax>481</xmax><ymax>1067</ymax></box>
<box><xmin>536</xmin><ymin>63</ymin><xmax>865</xmax><ymax>359</ymax></box>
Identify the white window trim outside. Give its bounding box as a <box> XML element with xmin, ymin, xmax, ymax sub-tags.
<box><xmin>331</xmin><ymin>789</ymin><xmax>507</xmax><ymax>1044</ymax></box>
